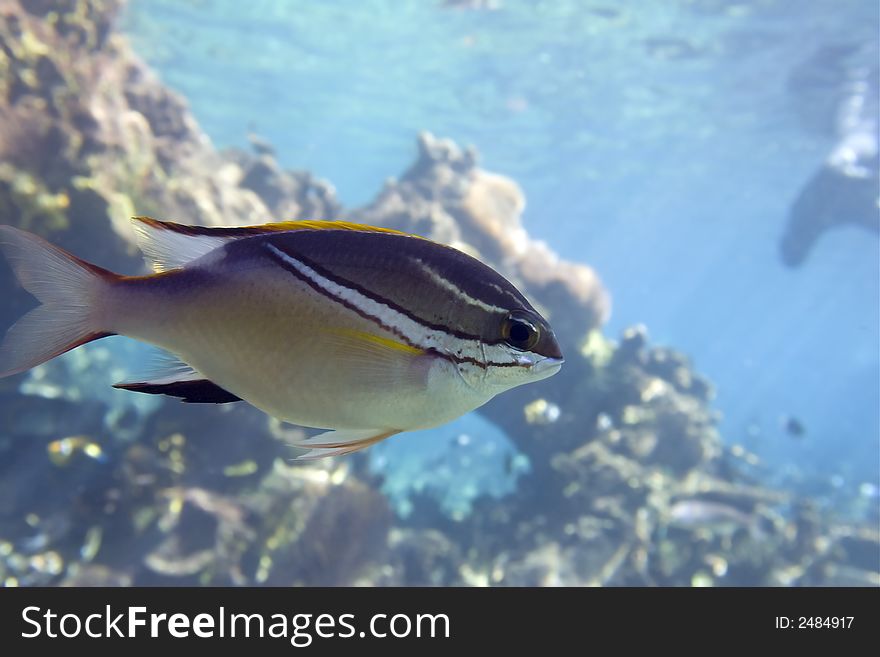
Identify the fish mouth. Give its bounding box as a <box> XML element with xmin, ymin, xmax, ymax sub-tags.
<box><xmin>532</xmin><ymin>356</ymin><xmax>564</xmax><ymax>378</ymax></box>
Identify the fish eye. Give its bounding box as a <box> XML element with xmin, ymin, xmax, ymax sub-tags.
<box><xmin>502</xmin><ymin>313</ymin><xmax>540</xmax><ymax>351</ymax></box>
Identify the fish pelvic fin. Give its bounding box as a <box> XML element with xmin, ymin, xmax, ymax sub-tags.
<box><xmin>113</xmin><ymin>351</ymin><xmax>242</xmax><ymax>403</ymax></box>
<box><xmin>114</xmin><ymin>379</ymin><xmax>242</xmax><ymax>403</ymax></box>
<box><xmin>0</xmin><ymin>226</ymin><xmax>117</xmax><ymax>378</ymax></box>
<box><xmin>291</xmin><ymin>428</ymin><xmax>400</xmax><ymax>460</ymax></box>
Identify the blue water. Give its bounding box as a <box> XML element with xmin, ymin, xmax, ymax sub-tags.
<box><xmin>121</xmin><ymin>0</ymin><xmax>879</xmax><ymax>493</ymax></box>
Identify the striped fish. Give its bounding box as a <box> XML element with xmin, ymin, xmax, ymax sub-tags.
<box><xmin>0</xmin><ymin>218</ymin><xmax>563</xmax><ymax>459</ymax></box>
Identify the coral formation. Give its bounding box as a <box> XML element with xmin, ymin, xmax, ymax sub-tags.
<box><xmin>0</xmin><ymin>0</ymin><xmax>876</xmax><ymax>587</ymax></box>
<box><xmin>0</xmin><ymin>0</ymin><xmax>338</xmax><ymax>279</ymax></box>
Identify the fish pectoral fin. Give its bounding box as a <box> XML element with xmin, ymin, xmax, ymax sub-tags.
<box><xmin>291</xmin><ymin>428</ymin><xmax>400</xmax><ymax>460</ymax></box>
<box><xmin>321</xmin><ymin>327</ymin><xmax>433</xmax><ymax>389</ymax></box>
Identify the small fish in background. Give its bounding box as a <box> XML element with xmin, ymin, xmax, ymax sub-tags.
<box><xmin>781</xmin><ymin>415</ymin><xmax>806</xmax><ymax>439</ymax></box>
<box><xmin>0</xmin><ymin>218</ymin><xmax>563</xmax><ymax>459</ymax></box>
<box><xmin>666</xmin><ymin>498</ymin><xmax>766</xmax><ymax>539</ymax></box>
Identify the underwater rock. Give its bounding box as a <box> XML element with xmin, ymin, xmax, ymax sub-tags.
<box><xmin>142</xmin><ymin>486</ymin><xmax>253</xmax><ymax>585</ymax></box>
<box><xmin>383</xmin><ymin>528</ymin><xmax>464</xmax><ymax>586</ymax></box>
<box><xmin>498</xmin><ymin>543</ymin><xmax>577</xmax><ymax>586</ymax></box>
<box><xmin>395</xmin><ymin>324</ymin><xmax>878</xmax><ymax>588</ymax></box>
<box><xmin>60</xmin><ymin>564</ymin><xmax>133</xmax><ymax>587</ymax></box>
<box><xmin>831</xmin><ymin>525</ymin><xmax>880</xmax><ymax>573</ymax></box>
<box><xmin>244</xmin><ymin>462</ymin><xmax>392</xmax><ymax>586</ymax></box>
<box><xmin>235</xmin><ymin>151</ymin><xmax>341</xmax><ymax>221</ymax></box>
<box><xmin>0</xmin><ymin>0</ymin><xmax>143</xmax><ymax>267</ymax></box>
<box><xmin>0</xmin><ymin>0</ymin><xmax>340</xmax><ymax>279</ymax></box>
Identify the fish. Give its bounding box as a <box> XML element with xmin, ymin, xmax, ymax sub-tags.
<box><xmin>782</xmin><ymin>415</ymin><xmax>806</xmax><ymax>438</ymax></box>
<box><xmin>667</xmin><ymin>499</ymin><xmax>765</xmax><ymax>539</ymax></box>
<box><xmin>0</xmin><ymin>217</ymin><xmax>563</xmax><ymax>459</ymax></box>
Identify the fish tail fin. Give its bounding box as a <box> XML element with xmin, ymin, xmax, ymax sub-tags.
<box><xmin>0</xmin><ymin>226</ymin><xmax>117</xmax><ymax>378</ymax></box>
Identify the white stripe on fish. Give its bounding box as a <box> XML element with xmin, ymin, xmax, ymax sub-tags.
<box><xmin>265</xmin><ymin>243</ymin><xmax>520</xmax><ymax>368</ymax></box>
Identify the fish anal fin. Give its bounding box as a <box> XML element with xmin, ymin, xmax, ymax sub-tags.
<box><xmin>114</xmin><ymin>379</ymin><xmax>242</xmax><ymax>404</ymax></box>
<box><xmin>292</xmin><ymin>428</ymin><xmax>400</xmax><ymax>460</ymax></box>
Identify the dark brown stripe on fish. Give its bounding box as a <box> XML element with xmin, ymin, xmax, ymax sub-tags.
<box><xmin>264</xmin><ymin>244</ymin><xmax>523</xmax><ymax>369</ymax></box>
<box><xmin>292</xmin><ymin>251</ymin><xmax>485</xmax><ymax>342</ymax></box>
<box><xmin>253</xmin><ymin>230</ymin><xmax>535</xmax><ymax>343</ymax></box>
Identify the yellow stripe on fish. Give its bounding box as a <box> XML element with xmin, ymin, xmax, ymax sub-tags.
<box><xmin>326</xmin><ymin>328</ymin><xmax>426</xmax><ymax>356</ymax></box>
<box><xmin>0</xmin><ymin>217</ymin><xmax>564</xmax><ymax>459</ymax></box>
<box><xmin>133</xmin><ymin>215</ymin><xmax>417</xmax><ymax>237</ymax></box>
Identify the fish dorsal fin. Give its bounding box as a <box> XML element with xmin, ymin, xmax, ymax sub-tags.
<box><xmin>131</xmin><ymin>217</ymin><xmax>231</xmax><ymax>273</ymax></box>
<box><xmin>131</xmin><ymin>216</ymin><xmax>419</xmax><ymax>273</ymax></box>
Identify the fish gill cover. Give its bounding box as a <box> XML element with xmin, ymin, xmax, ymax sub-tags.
<box><xmin>0</xmin><ymin>0</ymin><xmax>876</xmax><ymax>586</ymax></box>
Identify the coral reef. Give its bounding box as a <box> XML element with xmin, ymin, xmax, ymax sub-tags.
<box><xmin>0</xmin><ymin>0</ymin><xmax>876</xmax><ymax>588</ymax></box>
<box><xmin>0</xmin><ymin>0</ymin><xmax>339</xmax><ymax>280</ymax></box>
